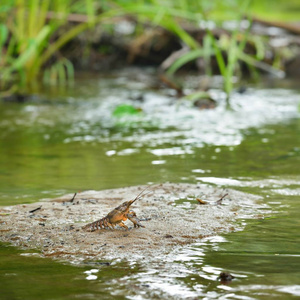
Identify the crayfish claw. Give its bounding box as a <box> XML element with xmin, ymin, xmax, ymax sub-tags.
<box><xmin>127</xmin><ymin>211</ymin><xmax>145</xmax><ymax>228</ymax></box>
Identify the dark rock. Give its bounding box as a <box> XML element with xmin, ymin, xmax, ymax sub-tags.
<box><xmin>286</xmin><ymin>55</ymin><xmax>300</xmax><ymax>78</ymax></box>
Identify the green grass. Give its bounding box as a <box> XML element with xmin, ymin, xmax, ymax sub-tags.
<box><xmin>251</xmin><ymin>0</ymin><xmax>300</xmax><ymax>21</ymax></box>
<box><xmin>0</xmin><ymin>0</ymin><xmax>101</xmax><ymax>92</ymax></box>
<box><xmin>0</xmin><ymin>0</ymin><xmax>296</xmax><ymax>101</ymax></box>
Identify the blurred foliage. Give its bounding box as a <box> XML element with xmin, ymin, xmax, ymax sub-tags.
<box><xmin>251</xmin><ymin>0</ymin><xmax>300</xmax><ymax>21</ymax></box>
<box><xmin>0</xmin><ymin>0</ymin><xmax>298</xmax><ymax>100</ymax></box>
<box><xmin>113</xmin><ymin>104</ymin><xmax>141</xmax><ymax>117</ymax></box>
<box><xmin>0</xmin><ymin>0</ymin><xmax>99</xmax><ymax>93</ymax></box>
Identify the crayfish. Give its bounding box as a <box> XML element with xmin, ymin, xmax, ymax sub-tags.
<box><xmin>82</xmin><ymin>187</ymin><xmax>151</xmax><ymax>231</ymax></box>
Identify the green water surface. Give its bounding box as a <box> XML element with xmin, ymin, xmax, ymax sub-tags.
<box><xmin>0</xmin><ymin>72</ymin><xmax>299</xmax><ymax>299</ymax></box>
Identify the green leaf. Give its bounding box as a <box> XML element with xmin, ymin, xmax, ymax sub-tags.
<box><xmin>0</xmin><ymin>24</ymin><xmax>8</xmax><ymax>47</ymax></box>
<box><xmin>167</xmin><ymin>49</ymin><xmax>204</xmax><ymax>75</ymax></box>
<box><xmin>113</xmin><ymin>104</ymin><xmax>141</xmax><ymax>117</ymax></box>
<box><xmin>8</xmin><ymin>25</ymin><xmax>51</xmax><ymax>71</ymax></box>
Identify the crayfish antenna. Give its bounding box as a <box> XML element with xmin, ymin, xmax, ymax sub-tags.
<box><xmin>128</xmin><ymin>185</ymin><xmax>154</xmax><ymax>206</ymax></box>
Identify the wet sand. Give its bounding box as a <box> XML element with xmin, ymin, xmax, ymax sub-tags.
<box><xmin>0</xmin><ymin>183</ymin><xmax>262</xmax><ymax>264</ymax></box>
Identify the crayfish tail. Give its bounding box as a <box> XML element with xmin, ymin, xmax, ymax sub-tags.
<box><xmin>82</xmin><ymin>217</ymin><xmax>113</xmax><ymax>231</ymax></box>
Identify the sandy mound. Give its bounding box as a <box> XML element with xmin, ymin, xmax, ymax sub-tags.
<box><xmin>0</xmin><ymin>183</ymin><xmax>262</xmax><ymax>263</ymax></box>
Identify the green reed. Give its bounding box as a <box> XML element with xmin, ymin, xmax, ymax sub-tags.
<box><xmin>0</xmin><ymin>0</ymin><xmax>104</xmax><ymax>92</ymax></box>
<box><xmin>0</xmin><ymin>0</ymin><xmax>282</xmax><ymax>101</ymax></box>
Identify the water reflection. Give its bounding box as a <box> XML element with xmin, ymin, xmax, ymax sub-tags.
<box><xmin>84</xmin><ymin>269</ymin><xmax>99</xmax><ymax>280</ymax></box>
<box><xmin>93</xmin><ymin>207</ymin><xmax>300</xmax><ymax>299</ymax></box>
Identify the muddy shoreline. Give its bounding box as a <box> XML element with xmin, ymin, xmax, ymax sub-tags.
<box><xmin>0</xmin><ymin>183</ymin><xmax>263</xmax><ymax>264</ymax></box>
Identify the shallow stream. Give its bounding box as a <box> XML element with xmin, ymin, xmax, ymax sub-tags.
<box><xmin>0</xmin><ymin>69</ymin><xmax>299</xmax><ymax>299</ymax></box>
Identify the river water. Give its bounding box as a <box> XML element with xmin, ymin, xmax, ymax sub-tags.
<box><xmin>0</xmin><ymin>69</ymin><xmax>299</xmax><ymax>299</ymax></box>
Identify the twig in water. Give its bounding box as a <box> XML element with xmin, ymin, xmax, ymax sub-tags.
<box><xmin>70</xmin><ymin>193</ymin><xmax>77</xmax><ymax>203</ymax></box>
<box><xmin>216</xmin><ymin>193</ymin><xmax>228</xmax><ymax>205</ymax></box>
<box><xmin>63</xmin><ymin>193</ymin><xmax>77</xmax><ymax>205</ymax></box>
<box><xmin>29</xmin><ymin>206</ymin><xmax>42</xmax><ymax>213</ymax></box>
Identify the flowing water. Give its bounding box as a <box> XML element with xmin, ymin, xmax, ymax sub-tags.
<box><xmin>0</xmin><ymin>69</ymin><xmax>299</xmax><ymax>299</ymax></box>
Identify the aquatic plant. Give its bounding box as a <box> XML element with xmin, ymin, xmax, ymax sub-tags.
<box><xmin>161</xmin><ymin>0</ymin><xmax>253</xmax><ymax>102</ymax></box>
<box><xmin>0</xmin><ymin>0</ymin><xmax>125</xmax><ymax>93</ymax></box>
<box><xmin>0</xmin><ymin>0</ymin><xmax>92</xmax><ymax>92</ymax></box>
<box><xmin>110</xmin><ymin>0</ymin><xmax>277</xmax><ymax>102</ymax></box>
<box><xmin>0</xmin><ymin>0</ymin><xmax>285</xmax><ymax>101</ymax></box>
<box><xmin>0</xmin><ymin>0</ymin><xmax>195</xmax><ymax>94</ymax></box>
